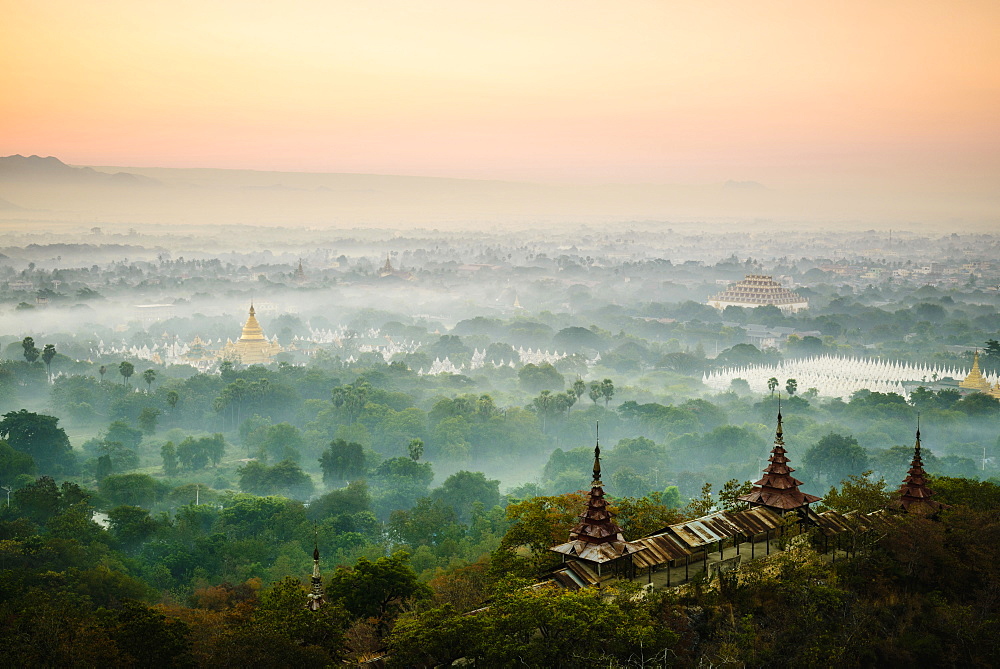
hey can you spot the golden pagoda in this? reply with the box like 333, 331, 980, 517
960, 351, 992, 392
220, 304, 282, 365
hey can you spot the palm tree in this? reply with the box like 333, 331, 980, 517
767, 377, 779, 396
98, 365, 107, 382
41, 344, 56, 380
119, 361, 135, 388
142, 368, 157, 393
785, 378, 798, 396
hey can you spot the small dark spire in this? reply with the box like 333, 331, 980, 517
776, 394, 783, 438
592, 422, 601, 482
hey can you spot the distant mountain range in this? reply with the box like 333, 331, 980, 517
0, 154, 160, 185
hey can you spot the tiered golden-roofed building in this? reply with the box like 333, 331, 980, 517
959, 350, 1000, 398
707, 274, 808, 313
219, 304, 282, 365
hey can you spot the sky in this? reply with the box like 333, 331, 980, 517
3, 0, 1000, 189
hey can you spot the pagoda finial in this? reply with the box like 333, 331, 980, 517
916, 412, 921, 453
593, 422, 601, 482
776, 394, 783, 440
307, 527, 325, 610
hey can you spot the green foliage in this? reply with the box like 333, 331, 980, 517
318, 438, 365, 485
388, 580, 679, 666
237, 460, 315, 500
0, 438, 35, 485
430, 470, 501, 523
0, 409, 75, 473
21, 337, 39, 363
100, 473, 161, 508
819, 470, 892, 514
106, 420, 143, 450
518, 362, 565, 393
175, 434, 226, 471
803, 432, 870, 486
327, 551, 431, 624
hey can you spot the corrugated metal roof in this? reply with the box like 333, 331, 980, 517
630, 533, 691, 568
663, 507, 786, 550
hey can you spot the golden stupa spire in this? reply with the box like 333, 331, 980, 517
240, 303, 266, 342
960, 350, 991, 391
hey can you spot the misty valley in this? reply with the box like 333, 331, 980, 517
0, 219, 998, 665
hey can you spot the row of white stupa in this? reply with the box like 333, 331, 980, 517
702, 354, 988, 400
418, 347, 578, 375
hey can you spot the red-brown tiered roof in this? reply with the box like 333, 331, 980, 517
550, 440, 646, 565
738, 410, 821, 512
890, 427, 946, 514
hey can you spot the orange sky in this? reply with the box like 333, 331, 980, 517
3, 0, 1000, 187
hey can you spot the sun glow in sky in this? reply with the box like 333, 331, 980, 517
3, 0, 1000, 186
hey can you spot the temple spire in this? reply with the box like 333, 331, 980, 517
891, 418, 946, 514
306, 531, 325, 611
737, 405, 821, 513
592, 422, 601, 483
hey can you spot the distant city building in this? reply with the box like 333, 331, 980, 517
219, 304, 282, 365
132, 303, 175, 327
707, 274, 808, 313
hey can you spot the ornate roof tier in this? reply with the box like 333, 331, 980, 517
738, 409, 821, 512
890, 425, 947, 514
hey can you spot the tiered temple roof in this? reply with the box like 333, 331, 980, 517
738, 409, 821, 512
707, 274, 808, 312
890, 425, 946, 514
550, 439, 646, 565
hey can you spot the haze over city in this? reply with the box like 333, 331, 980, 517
3, 1, 1000, 227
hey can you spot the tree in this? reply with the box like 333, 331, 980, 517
588, 382, 602, 405
430, 470, 501, 523
142, 369, 157, 392
161, 442, 178, 476
0, 409, 74, 473
407, 437, 424, 462
100, 473, 159, 508
600, 378, 615, 407
0, 439, 35, 485
785, 378, 798, 396
21, 337, 39, 363
137, 407, 161, 436
41, 344, 56, 379
803, 433, 870, 486
768, 377, 779, 396
119, 361, 135, 388
106, 420, 143, 451
107, 505, 158, 549
98, 365, 107, 382
176, 435, 226, 471
572, 378, 586, 406
327, 551, 431, 625
517, 363, 565, 393
97, 600, 193, 667
819, 471, 891, 515
166, 390, 179, 411
238, 459, 315, 500
319, 439, 366, 485
718, 478, 753, 511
